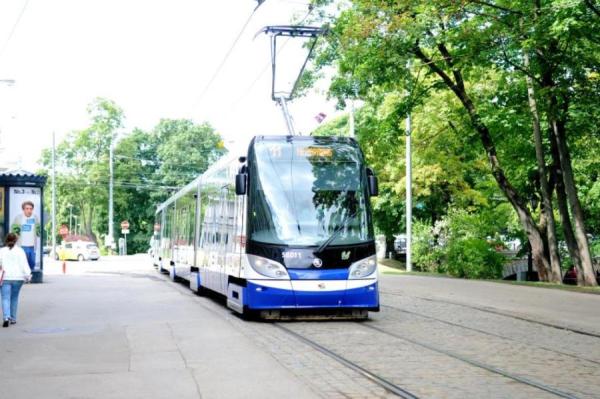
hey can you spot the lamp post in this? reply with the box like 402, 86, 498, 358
67, 203, 73, 233
73, 215, 79, 236
405, 113, 412, 272
108, 138, 114, 253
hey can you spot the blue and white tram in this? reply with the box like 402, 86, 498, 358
155, 135, 380, 318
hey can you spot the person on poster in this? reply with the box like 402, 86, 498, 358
11, 201, 40, 272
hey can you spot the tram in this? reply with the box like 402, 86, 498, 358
153, 135, 380, 318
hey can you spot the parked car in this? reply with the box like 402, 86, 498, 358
563, 265, 600, 285
394, 234, 407, 255
55, 241, 100, 261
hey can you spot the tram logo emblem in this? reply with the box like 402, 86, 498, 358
312, 258, 323, 268
340, 251, 351, 260
318, 283, 326, 289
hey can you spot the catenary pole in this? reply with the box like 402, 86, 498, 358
405, 113, 412, 272
108, 139, 114, 252
51, 131, 56, 255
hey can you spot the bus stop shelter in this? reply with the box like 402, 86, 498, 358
0, 169, 47, 283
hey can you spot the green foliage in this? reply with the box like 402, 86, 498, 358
41, 100, 226, 254
412, 220, 443, 273
410, 207, 510, 279
445, 237, 505, 280
306, 0, 600, 283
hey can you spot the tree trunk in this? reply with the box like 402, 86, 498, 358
550, 117, 597, 286
413, 45, 551, 281
523, 50, 562, 283
549, 135, 582, 281
533, 1, 596, 286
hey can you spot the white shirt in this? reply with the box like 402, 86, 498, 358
12, 213, 39, 247
0, 246, 31, 281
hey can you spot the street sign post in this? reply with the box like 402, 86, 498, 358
120, 221, 130, 255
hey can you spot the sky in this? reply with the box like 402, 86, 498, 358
0, 0, 342, 171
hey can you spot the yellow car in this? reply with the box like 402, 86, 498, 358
56, 241, 101, 261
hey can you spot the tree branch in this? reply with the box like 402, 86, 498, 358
436, 41, 466, 92
500, 46, 543, 85
412, 45, 458, 94
469, 0, 523, 15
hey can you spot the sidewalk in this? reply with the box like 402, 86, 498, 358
0, 255, 317, 399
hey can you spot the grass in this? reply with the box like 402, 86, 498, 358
378, 258, 454, 278
492, 280, 600, 295
378, 258, 600, 294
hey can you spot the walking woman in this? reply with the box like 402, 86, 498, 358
0, 233, 31, 327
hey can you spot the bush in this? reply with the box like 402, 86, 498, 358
411, 208, 508, 279
412, 220, 443, 272
445, 237, 505, 279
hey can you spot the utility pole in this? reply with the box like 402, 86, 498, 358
108, 139, 114, 253
67, 204, 73, 233
405, 113, 412, 272
51, 132, 56, 256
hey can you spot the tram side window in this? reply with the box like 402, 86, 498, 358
166, 204, 176, 255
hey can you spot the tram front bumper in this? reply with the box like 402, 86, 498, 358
245, 279, 379, 310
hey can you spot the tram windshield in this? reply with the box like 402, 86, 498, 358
248, 138, 374, 247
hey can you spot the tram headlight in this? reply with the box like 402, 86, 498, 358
247, 254, 290, 279
348, 256, 377, 279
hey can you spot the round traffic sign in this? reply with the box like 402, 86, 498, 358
121, 220, 130, 229
59, 224, 69, 236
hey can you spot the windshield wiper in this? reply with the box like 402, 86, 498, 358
315, 211, 357, 254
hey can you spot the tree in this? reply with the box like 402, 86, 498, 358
42, 102, 227, 254
310, 0, 599, 285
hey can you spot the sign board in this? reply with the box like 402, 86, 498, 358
121, 229, 129, 235
153, 223, 161, 231
120, 220, 130, 229
9, 187, 42, 270
59, 224, 69, 238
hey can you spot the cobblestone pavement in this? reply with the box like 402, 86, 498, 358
173, 276, 600, 399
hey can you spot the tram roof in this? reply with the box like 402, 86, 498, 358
155, 153, 239, 213
252, 135, 358, 144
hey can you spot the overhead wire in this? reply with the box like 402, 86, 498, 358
228, 6, 314, 110
0, 0, 30, 60
190, 0, 267, 113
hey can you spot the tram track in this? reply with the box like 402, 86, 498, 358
380, 290, 600, 339
159, 273, 592, 398
274, 323, 420, 399
379, 303, 600, 366
358, 323, 582, 399
157, 273, 420, 398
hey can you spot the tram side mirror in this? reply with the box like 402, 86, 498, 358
368, 176, 379, 196
236, 173, 247, 195
366, 168, 379, 197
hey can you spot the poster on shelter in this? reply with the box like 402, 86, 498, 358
9, 187, 42, 271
